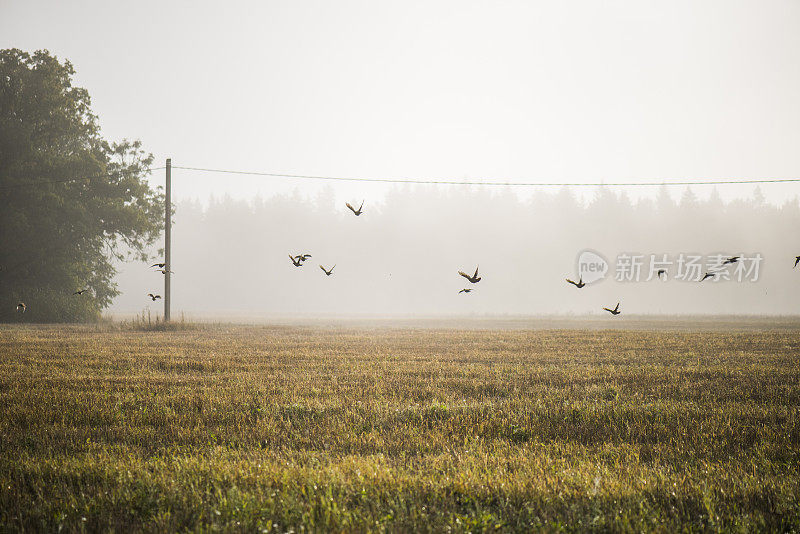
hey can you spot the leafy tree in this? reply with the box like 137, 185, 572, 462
0, 49, 164, 322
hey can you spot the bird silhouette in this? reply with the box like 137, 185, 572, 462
147, 293, 161, 301
458, 266, 481, 283
16, 302, 26, 313
319, 264, 335, 276
602, 302, 620, 315
721, 256, 739, 265
151, 262, 166, 268
699, 272, 716, 282
794, 256, 800, 268
289, 254, 303, 267
346, 200, 364, 216
657, 269, 667, 279
73, 289, 88, 295
458, 288, 473, 294
156, 269, 174, 274
566, 277, 585, 288
294, 254, 312, 263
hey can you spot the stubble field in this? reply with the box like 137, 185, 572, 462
0, 320, 799, 532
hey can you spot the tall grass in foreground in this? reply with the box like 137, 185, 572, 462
118, 309, 196, 332
0, 325, 798, 532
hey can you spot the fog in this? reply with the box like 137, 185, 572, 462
4, 1, 800, 320
3, 1, 800, 206
110, 185, 800, 317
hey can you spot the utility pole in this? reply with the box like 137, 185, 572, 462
164, 158, 171, 322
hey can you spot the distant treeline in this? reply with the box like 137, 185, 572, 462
114, 186, 800, 316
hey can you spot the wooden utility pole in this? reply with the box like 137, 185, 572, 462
165, 158, 171, 321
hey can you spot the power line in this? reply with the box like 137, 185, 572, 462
172, 165, 800, 187
0, 166, 166, 192
5, 163, 799, 190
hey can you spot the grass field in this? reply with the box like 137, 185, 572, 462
1, 321, 799, 532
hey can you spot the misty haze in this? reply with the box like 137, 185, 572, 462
112, 185, 799, 317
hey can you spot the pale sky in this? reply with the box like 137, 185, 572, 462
2, 0, 800, 204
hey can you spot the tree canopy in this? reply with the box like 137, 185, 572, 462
0, 49, 164, 322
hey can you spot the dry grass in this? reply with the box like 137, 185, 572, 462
117, 310, 197, 332
0, 322, 798, 532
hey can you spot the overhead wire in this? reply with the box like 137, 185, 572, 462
171, 165, 800, 187
5, 163, 800, 189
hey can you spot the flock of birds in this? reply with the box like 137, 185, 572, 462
288, 252, 336, 276
564, 255, 765, 315
143, 263, 173, 301
277, 203, 800, 317
11, 200, 800, 317
13, 261, 172, 314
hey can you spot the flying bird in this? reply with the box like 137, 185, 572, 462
602, 302, 620, 315
721, 256, 740, 265
151, 263, 166, 268
699, 272, 716, 282
156, 269, 173, 274
294, 254, 312, 263
72, 289, 88, 295
147, 293, 161, 301
794, 256, 800, 268
346, 200, 364, 216
458, 288, 473, 294
458, 266, 481, 284
319, 264, 335, 276
566, 277, 585, 288
16, 302, 26, 313
289, 254, 303, 267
